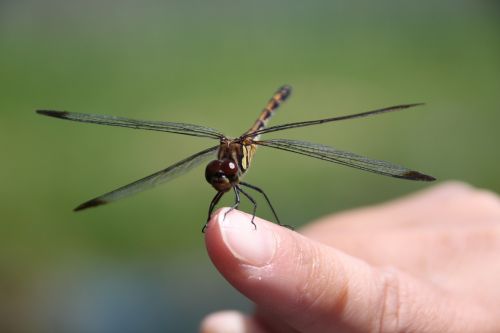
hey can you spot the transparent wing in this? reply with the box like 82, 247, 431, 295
256, 139, 435, 181
36, 110, 224, 139
243, 103, 423, 138
74, 145, 219, 211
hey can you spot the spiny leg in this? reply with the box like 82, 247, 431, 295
240, 181, 294, 230
236, 185, 257, 230
203, 191, 224, 233
223, 186, 241, 220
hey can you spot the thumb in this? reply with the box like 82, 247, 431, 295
204, 208, 490, 333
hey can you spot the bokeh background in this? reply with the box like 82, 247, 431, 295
1, 0, 499, 332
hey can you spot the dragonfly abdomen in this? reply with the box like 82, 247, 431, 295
245, 85, 292, 139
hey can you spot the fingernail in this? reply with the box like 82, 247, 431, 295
219, 209, 277, 267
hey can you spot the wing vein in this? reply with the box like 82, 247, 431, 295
74, 145, 219, 211
243, 103, 423, 138
36, 110, 224, 139
256, 139, 435, 181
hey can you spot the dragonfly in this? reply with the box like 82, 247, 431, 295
36, 85, 435, 231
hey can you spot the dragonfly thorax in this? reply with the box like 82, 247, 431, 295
205, 159, 239, 192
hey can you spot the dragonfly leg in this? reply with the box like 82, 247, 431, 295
240, 181, 294, 230
236, 185, 257, 230
223, 186, 241, 220
203, 191, 224, 233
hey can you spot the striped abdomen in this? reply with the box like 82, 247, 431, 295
244, 85, 292, 140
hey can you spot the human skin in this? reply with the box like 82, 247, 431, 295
200, 182, 500, 333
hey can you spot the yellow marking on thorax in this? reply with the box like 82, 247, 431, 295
241, 144, 257, 171
216, 139, 257, 175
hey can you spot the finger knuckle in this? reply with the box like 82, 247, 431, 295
472, 189, 500, 212
292, 242, 349, 324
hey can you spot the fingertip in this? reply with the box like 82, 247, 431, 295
204, 208, 256, 239
200, 311, 264, 333
203, 207, 225, 238
203, 208, 231, 271
204, 208, 283, 276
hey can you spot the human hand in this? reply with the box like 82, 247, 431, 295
200, 182, 500, 333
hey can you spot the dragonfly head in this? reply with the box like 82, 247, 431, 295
205, 159, 239, 192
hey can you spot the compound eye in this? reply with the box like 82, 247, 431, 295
205, 160, 223, 182
221, 160, 238, 176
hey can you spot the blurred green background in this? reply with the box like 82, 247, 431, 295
1, 0, 499, 332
